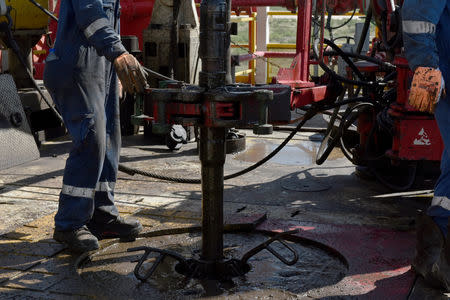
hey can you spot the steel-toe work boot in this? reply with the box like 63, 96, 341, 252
432, 219, 450, 291
87, 216, 143, 241
412, 214, 444, 283
53, 225, 99, 253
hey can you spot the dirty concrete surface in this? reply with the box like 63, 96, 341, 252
79, 232, 346, 299
0, 115, 448, 299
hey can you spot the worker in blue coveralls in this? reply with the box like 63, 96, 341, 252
43, 0, 147, 252
402, 0, 450, 291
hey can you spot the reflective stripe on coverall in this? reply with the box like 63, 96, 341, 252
403, 0, 450, 235
43, 0, 126, 231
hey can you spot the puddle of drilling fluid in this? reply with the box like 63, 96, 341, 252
78, 232, 347, 299
233, 139, 344, 166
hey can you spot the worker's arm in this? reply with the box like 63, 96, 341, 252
71, 0, 148, 93
402, 0, 446, 113
71, 0, 126, 61
402, 0, 446, 71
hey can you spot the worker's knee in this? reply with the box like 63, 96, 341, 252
71, 113, 107, 157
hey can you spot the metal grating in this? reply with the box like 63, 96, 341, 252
0, 74, 39, 170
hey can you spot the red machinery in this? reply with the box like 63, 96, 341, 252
141, 0, 443, 190
30, 0, 443, 190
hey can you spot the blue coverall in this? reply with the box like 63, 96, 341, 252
403, 0, 450, 235
43, 0, 127, 231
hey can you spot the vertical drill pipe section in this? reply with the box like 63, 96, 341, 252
198, 0, 230, 266
199, 127, 226, 262
199, 0, 230, 89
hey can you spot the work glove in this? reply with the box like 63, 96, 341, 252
113, 52, 148, 94
408, 67, 445, 113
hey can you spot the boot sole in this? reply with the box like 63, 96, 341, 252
53, 232, 100, 253
94, 223, 143, 241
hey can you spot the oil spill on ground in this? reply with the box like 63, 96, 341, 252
78, 232, 346, 299
233, 139, 344, 166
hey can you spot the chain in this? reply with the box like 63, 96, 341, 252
230, 40, 286, 70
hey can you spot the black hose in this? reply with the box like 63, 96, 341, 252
330, 4, 357, 30
28, 0, 58, 21
118, 96, 372, 183
119, 108, 319, 183
313, 38, 397, 87
338, 103, 375, 163
322, 50, 395, 70
323, 38, 366, 81
372, 161, 417, 191
316, 102, 374, 165
315, 90, 345, 164
313, 39, 374, 87
6, 26, 63, 122
356, 6, 372, 55
332, 36, 355, 43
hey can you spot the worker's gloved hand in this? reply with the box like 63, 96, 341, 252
408, 67, 445, 113
113, 52, 148, 94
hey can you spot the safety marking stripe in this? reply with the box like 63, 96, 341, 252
96, 181, 115, 192
402, 20, 436, 34
61, 184, 95, 198
84, 18, 110, 39
431, 196, 450, 210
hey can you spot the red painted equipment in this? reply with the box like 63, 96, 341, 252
27, 0, 443, 190
120, 0, 154, 50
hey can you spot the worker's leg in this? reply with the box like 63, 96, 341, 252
413, 93, 450, 289
427, 94, 450, 291
90, 65, 120, 224
429, 94, 450, 235
44, 47, 109, 251
87, 65, 142, 240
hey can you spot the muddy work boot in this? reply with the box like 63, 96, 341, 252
53, 225, 99, 253
431, 220, 450, 291
412, 214, 444, 283
87, 216, 142, 241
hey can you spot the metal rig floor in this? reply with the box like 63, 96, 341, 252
0, 120, 447, 299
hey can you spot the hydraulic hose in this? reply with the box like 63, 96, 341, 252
322, 50, 395, 70
2, 21, 64, 122
316, 101, 374, 164
313, 38, 375, 87
356, 6, 372, 55
27, 0, 58, 21
119, 108, 319, 184
313, 36, 397, 88
118, 97, 371, 183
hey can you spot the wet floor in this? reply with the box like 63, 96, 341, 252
234, 139, 344, 166
78, 232, 347, 299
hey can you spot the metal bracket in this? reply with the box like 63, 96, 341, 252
127, 246, 190, 282
241, 229, 299, 266
128, 229, 300, 282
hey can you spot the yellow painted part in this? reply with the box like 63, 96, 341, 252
267, 11, 296, 16
33, 49, 47, 55
235, 75, 250, 83
375, 26, 381, 39
231, 44, 249, 48
248, 12, 256, 84
231, 17, 255, 22
235, 69, 253, 76
2, 0, 49, 30
268, 11, 366, 16
267, 43, 296, 49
